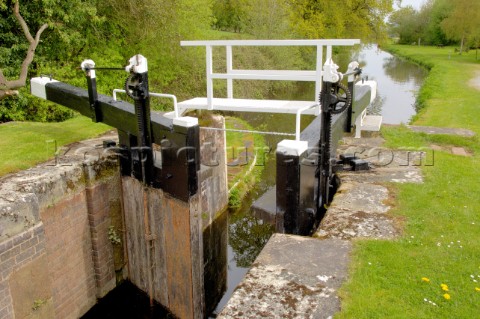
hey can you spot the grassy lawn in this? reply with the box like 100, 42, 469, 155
0, 116, 111, 176
385, 45, 480, 134
337, 45, 480, 318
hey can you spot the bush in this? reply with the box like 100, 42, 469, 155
0, 88, 75, 123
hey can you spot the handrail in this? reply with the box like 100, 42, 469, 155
180, 39, 360, 115
180, 39, 360, 46
210, 72, 316, 81
296, 104, 317, 141
113, 89, 179, 118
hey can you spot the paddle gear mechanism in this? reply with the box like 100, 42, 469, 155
317, 58, 352, 209
124, 55, 149, 102
320, 82, 352, 114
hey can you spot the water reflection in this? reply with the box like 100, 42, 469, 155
211, 141, 278, 315
229, 209, 273, 268
382, 55, 426, 86
352, 45, 427, 124
203, 210, 228, 315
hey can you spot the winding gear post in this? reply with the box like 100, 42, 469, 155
124, 54, 154, 185
318, 58, 351, 209
81, 54, 155, 186
81, 60, 102, 123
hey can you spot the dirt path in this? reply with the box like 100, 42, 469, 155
468, 69, 480, 90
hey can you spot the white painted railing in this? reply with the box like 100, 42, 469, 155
180, 39, 360, 115
113, 89, 180, 118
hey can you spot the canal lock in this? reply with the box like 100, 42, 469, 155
79, 45, 426, 318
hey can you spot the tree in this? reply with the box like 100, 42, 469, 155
0, 1, 47, 100
424, 0, 450, 45
388, 6, 422, 44
243, 0, 290, 39
289, 0, 394, 42
212, 0, 247, 32
0, 0, 105, 121
441, 0, 480, 54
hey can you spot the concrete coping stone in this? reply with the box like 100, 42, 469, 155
0, 131, 119, 241
218, 234, 351, 319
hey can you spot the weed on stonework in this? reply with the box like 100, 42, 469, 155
224, 116, 268, 209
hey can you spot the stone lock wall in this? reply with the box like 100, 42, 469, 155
0, 133, 125, 319
0, 116, 229, 319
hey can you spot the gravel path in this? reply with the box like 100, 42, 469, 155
468, 69, 480, 90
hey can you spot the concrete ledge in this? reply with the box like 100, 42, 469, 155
218, 234, 351, 319
314, 179, 399, 240
316, 136, 427, 241
0, 131, 119, 241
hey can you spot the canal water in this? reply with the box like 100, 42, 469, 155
82, 46, 426, 318
352, 45, 427, 124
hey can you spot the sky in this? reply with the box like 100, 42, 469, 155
396, 0, 425, 10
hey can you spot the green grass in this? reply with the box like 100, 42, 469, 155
336, 46, 480, 318
224, 116, 268, 208
385, 45, 480, 134
0, 116, 111, 176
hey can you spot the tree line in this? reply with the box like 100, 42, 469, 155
389, 0, 480, 53
1, 0, 397, 122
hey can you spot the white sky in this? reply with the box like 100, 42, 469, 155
396, 0, 425, 10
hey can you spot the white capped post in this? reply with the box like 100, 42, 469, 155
277, 139, 309, 157
125, 54, 148, 74
31, 77, 59, 100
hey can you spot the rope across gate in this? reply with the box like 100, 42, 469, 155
199, 126, 296, 137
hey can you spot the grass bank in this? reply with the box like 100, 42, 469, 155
385, 45, 480, 134
337, 45, 480, 318
0, 116, 111, 176
224, 116, 268, 208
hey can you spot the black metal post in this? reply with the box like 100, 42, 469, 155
318, 81, 333, 210
127, 71, 154, 186
276, 148, 301, 233
81, 60, 102, 123
275, 139, 316, 235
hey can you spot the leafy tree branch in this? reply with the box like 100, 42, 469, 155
0, 1, 47, 100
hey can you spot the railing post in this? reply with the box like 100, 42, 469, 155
206, 45, 214, 109
226, 45, 233, 99
326, 45, 332, 61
